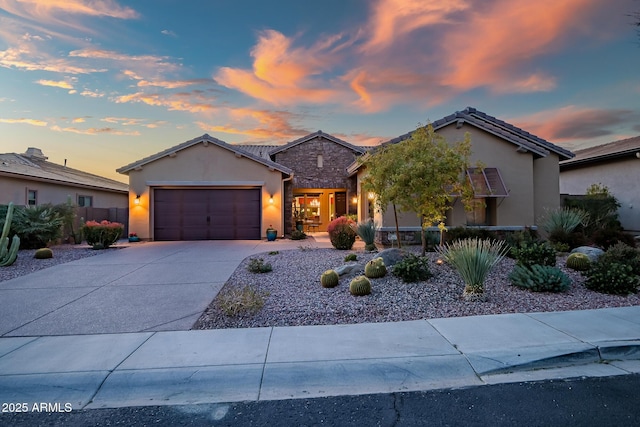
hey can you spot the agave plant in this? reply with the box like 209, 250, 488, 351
436, 238, 509, 300
539, 207, 589, 235
355, 220, 377, 251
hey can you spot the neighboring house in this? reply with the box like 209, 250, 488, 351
0, 147, 128, 209
560, 136, 640, 234
348, 107, 575, 243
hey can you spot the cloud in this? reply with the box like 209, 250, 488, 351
122, 70, 211, 89
72, 117, 85, 123
80, 89, 104, 98
0, 117, 47, 126
35, 79, 74, 89
513, 106, 640, 142
0, 46, 107, 74
161, 29, 177, 37
50, 125, 140, 136
113, 91, 215, 113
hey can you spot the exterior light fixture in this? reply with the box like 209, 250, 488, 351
134, 195, 141, 205
368, 192, 375, 200
352, 196, 358, 204
269, 195, 274, 204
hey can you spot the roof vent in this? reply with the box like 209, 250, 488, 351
24, 147, 48, 160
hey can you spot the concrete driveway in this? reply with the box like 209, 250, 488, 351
0, 239, 330, 337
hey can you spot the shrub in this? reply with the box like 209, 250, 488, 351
599, 243, 640, 275
290, 229, 307, 240
320, 270, 340, 288
547, 229, 587, 250
217, 285, 269, 316
344, 253, 357, 262
355, 220, 377, 251
34, 248, 53, 259
445, 226, 496, 243
585, 261, 638, 295
591, 228, 636, 250
436, 238, 509, 297
12, 205, 63, 249
364, 257, 386, 278
82, 220, 123, 249
509, 264, 571, 293
540, 207, 589, 236
349, 276, 371, 296
392, 253, 432, 283
327, 216, 356, 250
565, 253, 591, 271
510, 241, 556, 269
247, 257, 272, 273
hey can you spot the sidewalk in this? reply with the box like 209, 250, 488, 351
1, 307, 639, 410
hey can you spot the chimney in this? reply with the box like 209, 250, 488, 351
24, 147, 48, 160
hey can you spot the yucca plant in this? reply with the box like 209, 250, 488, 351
436, 238, 509, 300
355, 220, 377, 251
540, 207, 589, 236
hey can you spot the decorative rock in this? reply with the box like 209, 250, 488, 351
570, 246, 604, 262
376, 248, 408, 267
334, 263, 364, 276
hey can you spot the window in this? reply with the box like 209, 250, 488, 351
27, 189, 37, 206
78, 195, 93, 207
466, 168, 508, 197
317, 154, 323, 168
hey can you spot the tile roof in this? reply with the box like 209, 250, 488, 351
116, 134, 292, 175
385, 107, 575, 161
560, 135, 640, 168
0, 151, 128, 192
268, 130, 367, 156
232, 144, 280, 160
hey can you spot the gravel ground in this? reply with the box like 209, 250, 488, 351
0, 244, 112, 282
193, 246, 640, 329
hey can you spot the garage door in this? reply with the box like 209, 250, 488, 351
154, 188, 261, 240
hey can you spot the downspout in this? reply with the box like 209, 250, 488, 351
282, 172, 294, 237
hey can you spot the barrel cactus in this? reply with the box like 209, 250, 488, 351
34, 248, 53, 259
320, 269, 340, 288
566, 252, 591, 271
364, 257, 386, 279
0, 202, 20, 267
349, 275, 371, 296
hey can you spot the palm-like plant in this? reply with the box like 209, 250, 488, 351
436, 238, 509, 300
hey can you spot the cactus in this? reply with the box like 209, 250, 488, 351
364, 257, 386, 278
1, 202, 20, 267
320, 270, 340, 288
566, 252, 591, 271
349, 275, 371, 296
34, 248, 53, 259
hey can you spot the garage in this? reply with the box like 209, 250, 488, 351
153, 188, 261, 240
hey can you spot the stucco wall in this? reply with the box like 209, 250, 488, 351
123, 142, 285, 240
533, 153, 561, 224
0, 175, 127, 208
560, 157, 640, 232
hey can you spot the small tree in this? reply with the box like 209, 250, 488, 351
362, 124, 476, 255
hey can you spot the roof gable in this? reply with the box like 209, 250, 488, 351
560, 135, 640, 168
268, 131, 367, 156
117, 134, 292, 175
385, 107, 574, 161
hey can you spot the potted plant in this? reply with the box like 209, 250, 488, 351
128, 232, 140, 242
266, 225, 277, 241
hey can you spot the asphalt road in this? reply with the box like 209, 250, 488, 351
3, 374, 639, 426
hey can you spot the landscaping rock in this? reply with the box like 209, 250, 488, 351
335, 262, 364, 276
570, 246, 604, 262
376, 248, 408, 267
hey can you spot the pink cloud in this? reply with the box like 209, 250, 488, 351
113, 91, 215, 113
50, 125, 140, 136
0, 117, 47, 126
35, 79, 74, 89
196, 108, 308, 141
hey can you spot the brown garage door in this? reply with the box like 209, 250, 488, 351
154, 188, 261, 240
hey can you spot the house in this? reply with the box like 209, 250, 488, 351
348, 107, 575, 243
560, 136, 640, 234
0, 147, 128, 210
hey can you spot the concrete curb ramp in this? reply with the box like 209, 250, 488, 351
1, 307, 640, 409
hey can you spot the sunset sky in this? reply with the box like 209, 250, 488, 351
1, 0, 639, 182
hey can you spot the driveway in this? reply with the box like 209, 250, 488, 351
0, 238, 331, 337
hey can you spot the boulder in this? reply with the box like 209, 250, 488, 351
570, 246, 604, 262
376, 248, 409, 267
335, 262, 364, 276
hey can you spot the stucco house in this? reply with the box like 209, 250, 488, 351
560, 136, 640, 234
348, 107, 575, 243
0, 147, 128, 210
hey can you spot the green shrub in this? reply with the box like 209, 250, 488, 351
436, 238, 509, 296
591, 228, 636, 250
217, 285, 269, 316
355, 220, 376, 249
247, 257, 273, 273
599, 243, 640, 275
565, 253, 591, 271
34, 248, 53, 259
510, 241, 556, 269
585, 261, 638, 295
540, 207, 589, 236
344, 253, 357, 262
509, 264, 571, 293
445, 226, 496, 243
392, 253, 432, 283
547, 229, 587, 250
364, 257, 386, 278
82, 220, 123, 249
327, 216, 356, 250
11, 205, 63, 249
290, 229, 307, 240
349, 276, 371, 296
320, 270, 340, 288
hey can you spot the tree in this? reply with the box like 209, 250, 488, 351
361, 124, 477, 255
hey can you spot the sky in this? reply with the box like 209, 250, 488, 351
1, 0, 639, 183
